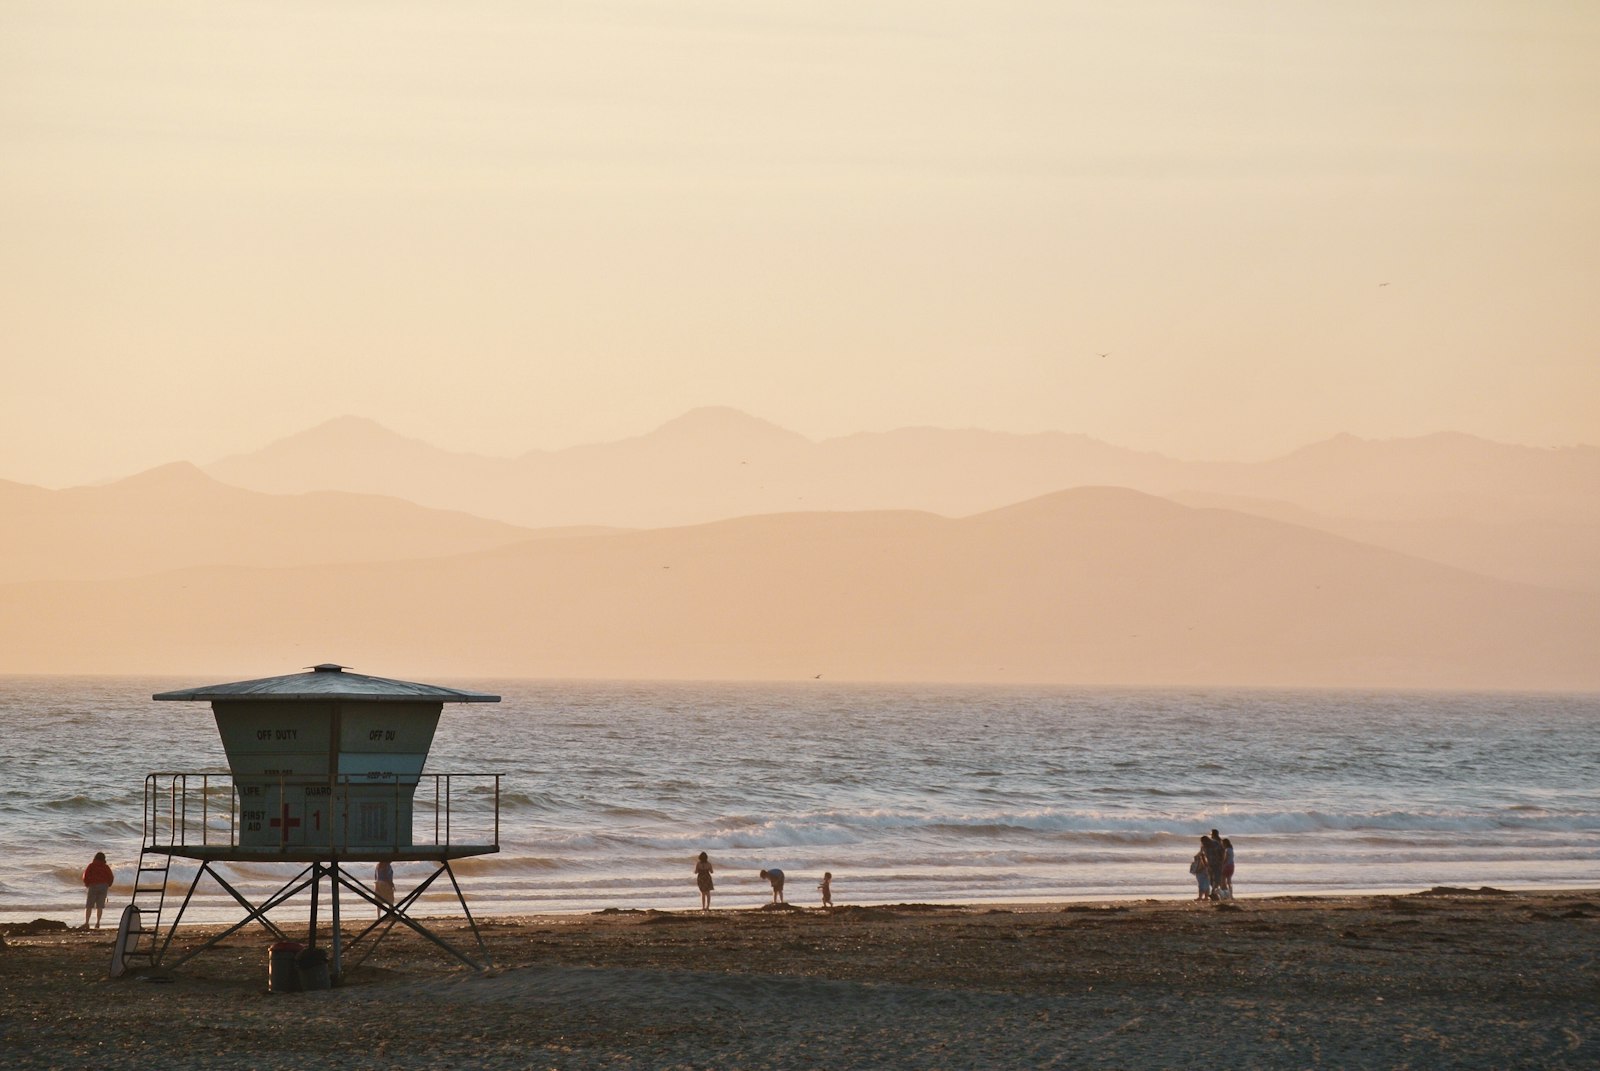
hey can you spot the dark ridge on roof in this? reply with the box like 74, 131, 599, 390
153, 664, 501, 703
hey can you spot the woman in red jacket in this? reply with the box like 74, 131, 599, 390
81, 851, 114, 929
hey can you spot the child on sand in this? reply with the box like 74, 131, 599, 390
818, 872, 832, 907
374, 859, 395, 916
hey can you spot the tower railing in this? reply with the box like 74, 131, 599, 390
140, 772, 502, 855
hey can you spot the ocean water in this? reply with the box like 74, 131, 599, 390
1, 677, 1596, 925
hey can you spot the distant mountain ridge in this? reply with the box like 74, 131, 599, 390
3, 486, 1595, 689
0, 462, 576, 584
198, 409, 1600, 592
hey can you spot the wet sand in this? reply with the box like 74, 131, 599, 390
3, 889, 1597, 1069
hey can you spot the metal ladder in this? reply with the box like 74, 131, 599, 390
117, 848, 171, 968
117, 773, 185, 969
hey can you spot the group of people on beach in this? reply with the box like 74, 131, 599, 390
1189, 829, 1235, 900
694, 851, 832, 911
78, 839, 1229, 922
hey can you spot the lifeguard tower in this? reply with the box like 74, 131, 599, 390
116, 663, 502, 980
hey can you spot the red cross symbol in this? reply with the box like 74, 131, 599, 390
269, 804, 301, 843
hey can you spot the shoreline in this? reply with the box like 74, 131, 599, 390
5, 887, 1597, 1069
8, 879, 1600, 930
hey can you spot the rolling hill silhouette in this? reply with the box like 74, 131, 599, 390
199, 409, 1600, 591
0, 462, 575, 584
3, 487, 1594, 688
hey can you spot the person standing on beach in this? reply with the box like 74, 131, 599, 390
818, 871, 833, 907
759, 868, 785, 904
695, 852, 715, 911
1203, 829, 1226, 900
1221, 838, 1235, 897
1190, 842, 1211, 901
374, 859, 395, 915
81, 852, 113, 929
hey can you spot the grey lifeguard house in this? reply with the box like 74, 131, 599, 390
118, 663, 501, 979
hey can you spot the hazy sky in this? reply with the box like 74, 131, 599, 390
3, 1, 1597, 487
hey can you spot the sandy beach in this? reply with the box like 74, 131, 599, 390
3, 888, 1596, 1069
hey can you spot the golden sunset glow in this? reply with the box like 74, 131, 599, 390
3, 2, 1597, 486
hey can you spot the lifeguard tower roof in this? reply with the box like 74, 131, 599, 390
153, 663, 501, 704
